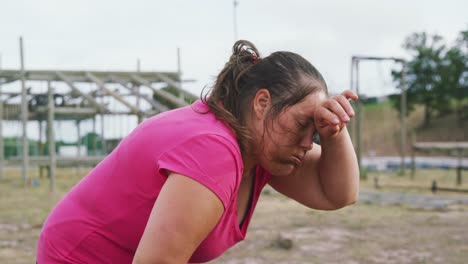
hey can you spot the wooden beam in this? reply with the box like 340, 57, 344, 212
109, 75, 169, 113
5, 156, 105, 167
155, 72, 197, 99
56, 71, 108, 113
0, 77, 20, 85
0, 69, 180, 83
38, 120, 43, 178
131, 74, 187, 108
20, 37, 29, 186
86, 72, 141, 114
76, 120, 82, 176
31, 106, 139, 116
100, 114, 106, 155
47, 82, 56, 193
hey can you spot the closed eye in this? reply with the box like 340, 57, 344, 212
296, 120, 309, 130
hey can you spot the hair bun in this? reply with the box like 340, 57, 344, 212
232, 40, 261, 64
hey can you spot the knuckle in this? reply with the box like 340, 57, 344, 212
337, 95, 347, 102
329, 98, 341, 107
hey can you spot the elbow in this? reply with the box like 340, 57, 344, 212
132, 257, 152, 264
133, 255, 175, 264
327, 192, 359, 211
343, 194, 358, 208
331, 200, 356, 211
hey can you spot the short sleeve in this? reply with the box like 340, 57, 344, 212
157, 134, 242, 208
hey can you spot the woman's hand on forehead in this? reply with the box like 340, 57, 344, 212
313, 90, 358, 138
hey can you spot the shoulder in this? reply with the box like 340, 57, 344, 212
143, 101, 237, 143
157, 133, 243, 208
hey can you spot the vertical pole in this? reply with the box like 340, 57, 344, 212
0, 53, 4, 181
20, 36, 29, 186
92, 116, 97, 155
76, 120, 81, 175
233, 0, 239, 41
456, 148, 462, 186
38, 120, 44, 178
136, 59, 142, 124
410, 130, 416, 179
38, 120, 43, 155
47, 82, 56, 193
355, 60, 364, 180
101, 114, 106, 155
177, 47, 184, 102
400, 62, 407, 175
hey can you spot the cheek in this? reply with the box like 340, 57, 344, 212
268, 124, 300, 146
261, 140, 291, 163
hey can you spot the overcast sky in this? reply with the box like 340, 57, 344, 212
1, 0, 467, 97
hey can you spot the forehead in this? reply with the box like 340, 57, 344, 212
286, 91, 326, 117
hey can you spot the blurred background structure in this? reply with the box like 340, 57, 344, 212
347, 28, 468, 189
0, 39, 196, 190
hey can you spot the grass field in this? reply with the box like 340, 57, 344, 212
1, 167, 468, 263
357, 102, 468, 156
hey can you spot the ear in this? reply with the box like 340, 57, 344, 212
252, 88, 271, 119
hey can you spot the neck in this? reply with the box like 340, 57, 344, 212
241, 113, 260, 178
242, 151, 257, 179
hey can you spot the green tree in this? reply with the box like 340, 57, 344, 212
440, 46, 465, 117
453, 27, 468, 120
392, 32, 447, 127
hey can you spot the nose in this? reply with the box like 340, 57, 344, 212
299, 132, 313, 151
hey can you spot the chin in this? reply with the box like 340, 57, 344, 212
265, 163, 297, 177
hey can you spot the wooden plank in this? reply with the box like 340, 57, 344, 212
47, 83, 56, 193
5, 156, 105, 167
109, 75, 169, 113
154, 72, 197, 99
56, 71, 108, 113
0, 77, 20, 85
131, 74, 187, 108
86, 72, 141, 114
20, 37, 29, 186
0, 69, 180, 83
412, 140, 467, 186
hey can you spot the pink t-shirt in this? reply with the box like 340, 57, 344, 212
37, 100, 271, 263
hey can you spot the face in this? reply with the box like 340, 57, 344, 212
251, 90, 327, 176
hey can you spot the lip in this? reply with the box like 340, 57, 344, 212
291, 155, 303, 165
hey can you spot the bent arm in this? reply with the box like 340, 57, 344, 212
269, 127, 359, 210
317, 127, 359, 206
133, 173, 224, 264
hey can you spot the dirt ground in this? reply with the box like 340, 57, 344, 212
1, 167, 468, 264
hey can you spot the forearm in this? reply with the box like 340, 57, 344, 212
318, 127, 360, 207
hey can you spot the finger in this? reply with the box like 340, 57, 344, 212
334, 95, 355, 117
341, 90, 359, 101
315, 107, 341, 126
324, 99, 350, 123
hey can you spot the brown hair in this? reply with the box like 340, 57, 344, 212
202, 40, 328, 156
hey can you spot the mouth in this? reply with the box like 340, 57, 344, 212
291, 155, 303, 165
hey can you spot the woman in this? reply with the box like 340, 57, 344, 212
37, 40, 359, 263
